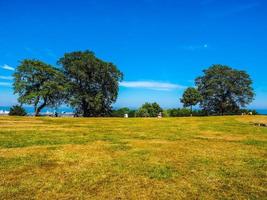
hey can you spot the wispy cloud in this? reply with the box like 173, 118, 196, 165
120, 81, 186, 91
0, 76, 13, 80
0, 64, 14, 71
0, 82, 12, 87
183, 44, 208, 51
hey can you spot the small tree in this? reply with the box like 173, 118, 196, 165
9, 105, 27, 116
13, 59, 67, 116
180, 87, 202, 115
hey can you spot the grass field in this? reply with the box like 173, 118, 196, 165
0, 116, 266, 199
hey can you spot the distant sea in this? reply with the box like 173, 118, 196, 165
0, 106, 74, 115
1, 106, 267, 115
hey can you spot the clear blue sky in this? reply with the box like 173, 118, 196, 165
0, 0, 266, 109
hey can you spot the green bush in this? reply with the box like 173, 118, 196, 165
136, 108, 150, 117
227, 109, 258, 115
136, 102, 163, 117
111, 108, 136, 117
167, 108, 206, 117
9, 105, 27, 116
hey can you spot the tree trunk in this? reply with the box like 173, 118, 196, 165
34, 101, 47, 117
81, 99, 90, 117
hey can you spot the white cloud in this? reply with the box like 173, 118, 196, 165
0, 76, 13, 80
0, 82, 12, 86
120, 81, 186, 91
1, 64, 14, 71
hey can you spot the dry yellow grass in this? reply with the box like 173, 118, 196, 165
0, 116, 266, 199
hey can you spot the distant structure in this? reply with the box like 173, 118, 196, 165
158, 112, 162, 118
124, 113, 128, 118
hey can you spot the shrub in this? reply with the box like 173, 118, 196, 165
136, 108, 150, 117
136, 102, 163, 117
232, 109, 258, 115
9, 105, 27, 116
167, 108, 206, 117
111, 107, 130, 117
111, 108, 136, 117
128, 110, 137, 117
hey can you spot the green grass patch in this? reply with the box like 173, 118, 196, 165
0, 116, 266, 199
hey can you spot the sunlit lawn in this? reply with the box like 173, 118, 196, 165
0, 116, 266, 199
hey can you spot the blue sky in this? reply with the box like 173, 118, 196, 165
0, 0, 267, 109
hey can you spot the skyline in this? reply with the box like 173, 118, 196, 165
0, 0, 267, 109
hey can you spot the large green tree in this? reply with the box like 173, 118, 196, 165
180, 87, 202, 114
13, 59, 67, 116
58, 50, 123, 117
195, 65, 254, 115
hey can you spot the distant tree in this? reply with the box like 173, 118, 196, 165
128, 109, 137, 117
195, 65, 254, 115
58, 50, 123, 117
136, 102, 163, 117
167, 108, 206, 117
136, 108, 150, 117
13, 59, 67, 116
112, 107, 130, 117
180, 87, 202, 114
9, 105, 27, 116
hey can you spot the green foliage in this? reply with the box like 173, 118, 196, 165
128, 109, 137, 117
180, 87, 202, 113
136, 102, 163, 117
238, 109, 258, 115
136, 108, 150, 117
195, 65, 254, 115
111, 107, 136, 117
58, 50, 123, 117
167, 108, 206, 117
13, 59, 67, 116
8, 105, 27, 116
111, 107, 130, 117
162, 110, 169, 117
180, 87, 201, 107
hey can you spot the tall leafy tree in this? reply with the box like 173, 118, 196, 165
180, 87, 202, 114
195, 64, 254, 115
13, 59, 67, 116
58, 50, 123, 117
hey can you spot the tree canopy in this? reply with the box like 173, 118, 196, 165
136, 102, 163, 117
180, 87, 202, 113
58, 50, 123, 117
195, 64, 254, 115
13, 59, 67, 116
